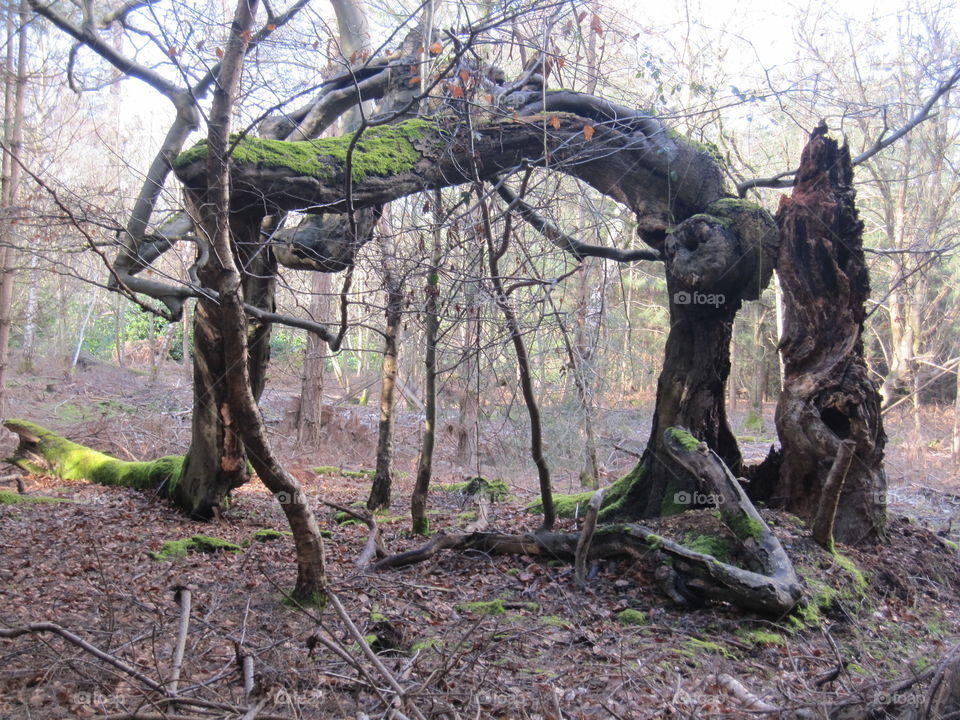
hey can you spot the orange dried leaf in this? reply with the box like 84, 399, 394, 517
549, 115, 561, 129
429, 41, 443, 55
557, 56, 566, 69
583, 124, 595, 140
408, 76, 421, 86
266, 23, 276, 31
591, 13, 603, 36
214, 47, 223, 59
167, 46, 177, 57
240, 29, 252, 42
449, 84, 464, 98
459, 69, 470, 84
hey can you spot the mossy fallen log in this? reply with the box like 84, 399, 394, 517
3, 419, 182, 497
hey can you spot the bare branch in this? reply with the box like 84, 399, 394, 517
736, 66, 960, 196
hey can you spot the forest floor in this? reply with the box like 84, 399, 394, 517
1, 359, 959, 719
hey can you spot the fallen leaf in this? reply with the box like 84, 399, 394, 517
583, 124, 595, 140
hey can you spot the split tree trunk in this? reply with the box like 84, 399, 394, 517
772, 124, 887, 545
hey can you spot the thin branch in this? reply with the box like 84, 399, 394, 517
736, 66, 960, 196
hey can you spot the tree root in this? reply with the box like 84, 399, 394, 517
376, 428, 803, 616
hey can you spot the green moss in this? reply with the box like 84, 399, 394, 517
667, 427, 701, 451
0, 489, 70, 505
683, 534, 733, 561
541, 615, 571, 628
708, 197, 764, 214
333, 512, 365, 526
684, 638, 734, 658
411, 637, 441, 651
174, 119, 435, 184
5, 420, 182, 496
457, 511, 477, 521
505, 568, 520, 576
312, 465, 341, 475
616, 609, 647, 626
738, 629, 785, 646
149, 534, 243, 560
729, 514, 764, 542
282, 588, 327, 610
458, 599, 506, 616
437, 477, 511, 501
831, 552, 867, 595
412, 516, 429, 535
248, 529, 292, 543
342, 469, 374, 479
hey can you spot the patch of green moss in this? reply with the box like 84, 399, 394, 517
729, 514, 764, 542
5, 420, 182, 496
667, 427, 701, 451
149, 534, 243, 560
174, 119, 434, 184
281, 588, 327, 610
333, 511, 365, 526
247, 529, 292, 544
411, 513, 430, 535
683, 534, 733, 561
411, 637, 442, 651
708, 197, 764, 214
684, 638, 734, 658
831, 552, 867, 595
616, 609, 647, 626
438, 477, 511, 501
0, 489, 70, 505
342, 469, 374, 479
541, 615, 571, 628
738, 629, 785, 646
531, 463, 645, 521
505, 567, 520, 576
312, 465, 341, 475
458, 599, 506, 616
457, 511, 477, 521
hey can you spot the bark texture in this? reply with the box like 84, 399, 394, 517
772, 124, 887, 545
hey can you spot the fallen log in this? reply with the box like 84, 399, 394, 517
3, 419, 182, 497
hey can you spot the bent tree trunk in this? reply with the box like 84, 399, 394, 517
603, 201, 779, 520
772, 125, 887, 545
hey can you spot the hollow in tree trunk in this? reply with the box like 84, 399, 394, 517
771, 124, 887, 545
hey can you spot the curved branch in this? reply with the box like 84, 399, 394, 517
495, 183, 661, 262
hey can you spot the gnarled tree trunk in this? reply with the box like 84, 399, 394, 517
771, 124, 887, 545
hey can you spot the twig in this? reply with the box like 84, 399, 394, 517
574, 488, 605, 587
169, 587, 192, 696
812, 440, 856, 550
326, 592, 427, 720
0, 622, 166, 693
710, 673, 780, 713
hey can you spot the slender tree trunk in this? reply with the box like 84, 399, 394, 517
0, 0, 27, 414
195, 0, 326, 602
367, 234, 402, 510
19, 251, 38, 372
411, 191, 443, 534
772, 125, 887, 545
480, 194, 555, 530
296, 272, 330, 446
